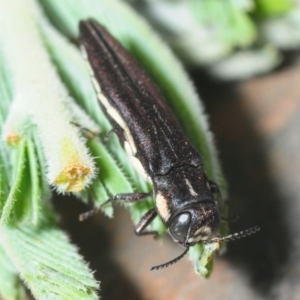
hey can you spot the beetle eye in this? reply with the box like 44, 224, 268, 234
169, 213, 191, 243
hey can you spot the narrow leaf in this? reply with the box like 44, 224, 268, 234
1, 139, 27, 225
0, 245, 25, 300
0, 216, 99, 300
27, 137, 42, 224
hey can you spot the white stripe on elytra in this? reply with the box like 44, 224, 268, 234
124, 142, 152, 183
91, 77, 101, 93
185, 178, 198, 196
97, 93, 137, 155
81, 46, 95, 77
82, 45, 150, 181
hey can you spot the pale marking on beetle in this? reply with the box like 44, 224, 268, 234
82, 46, 138, 155
206, 181, 211, 190
91, 77, 101, 93
87, 52, 148, 181
80, 45, 88, 59
97, 92, 110, 110
129, 153, 151, 183
81, 47, 98, 86
122, 128, 137, 155
81, 47, 95, 77
185, 178, 198, 197
155, 192, 171, 221
81, 44, 124, 128
187, 226, 212, 243
123, 127, 136, 156
96, 91, 137, 155
124, 140, 134, 156
188, 226, 211, 243
188, 236, 200, 243
124, 141, 151, 182
97, 93, 125, 128
195, 226, 212, 237
124, 136, 137, 160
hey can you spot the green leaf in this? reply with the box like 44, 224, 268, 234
88, 139, 133, 195
0, 1, 100, 298
255, 0, 294, 16
27, 137, 42, 225
0, 214, 99, 300
189, 0, 256, 47
0, 139, 27, 225
0, 48, 12, 211
0, 142, 10, 212
0, 47, 13, 121
0, 136, 40, 226
190, 243, 218, 278
31, 132, 51, 201
88, 178, 111, 217
0, 245, 25, 300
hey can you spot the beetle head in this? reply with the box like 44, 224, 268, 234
168, 201, 220, 246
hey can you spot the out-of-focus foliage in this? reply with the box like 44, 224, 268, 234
127, 0, 300, 79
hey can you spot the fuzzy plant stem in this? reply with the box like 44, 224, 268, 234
0, 0, 97, 193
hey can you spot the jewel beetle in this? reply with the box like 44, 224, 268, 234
79, 19, 260, 270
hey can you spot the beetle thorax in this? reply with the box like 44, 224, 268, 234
152, 165, 220, 245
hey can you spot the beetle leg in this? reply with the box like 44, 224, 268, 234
70, 121, 98, 140
107, 192, 152, 204
79, 192, 152, 221
103, 127, 123, 143
135, 208, 158, 237
208, 180, 223, 211
221, 214, 239, 223
208, 181, 238, 222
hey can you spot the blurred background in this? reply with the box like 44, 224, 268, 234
52, 1, 300, 299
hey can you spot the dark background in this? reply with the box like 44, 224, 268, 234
54, 53, 300, 300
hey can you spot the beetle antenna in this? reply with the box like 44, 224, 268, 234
79, 209, 97, 221
203, 226, 260, 244
70, 121, 97, 140
150, 246, 190, 271
79, 199, 111, 221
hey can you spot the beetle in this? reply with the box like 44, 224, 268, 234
79, 19, 260, 270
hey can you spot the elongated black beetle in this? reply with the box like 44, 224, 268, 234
79, 19, 260, 270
